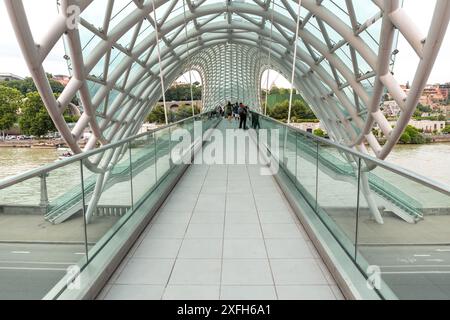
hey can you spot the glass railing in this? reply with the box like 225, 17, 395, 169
253, 112, 450, 300
0, 112, 220, 300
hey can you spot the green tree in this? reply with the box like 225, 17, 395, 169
147, 105, 173, 124
400, 125, 426, 144
0, 86, 22, 139
19, 92, 57, 137
399, 132, 411, 144
175, 104, 201, 121
268, 99, 317, 122
163, 83, 202, 101
313, 128, 326, 138
442, 125, 450, 134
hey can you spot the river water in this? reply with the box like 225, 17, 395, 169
0, 142, 449, 198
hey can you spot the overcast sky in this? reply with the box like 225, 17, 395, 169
0, 0, 449, 88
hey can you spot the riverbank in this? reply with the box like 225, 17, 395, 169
0, 139, 67, 149
377, 134, 450, 145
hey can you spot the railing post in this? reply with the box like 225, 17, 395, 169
129, 142, 134, 211
355, 157, 362, 261
39, 173, 49, 210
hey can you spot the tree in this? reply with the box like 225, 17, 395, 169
399, 132, 411, 144
443, 126, 450, 134
175, 104, 201, 121
268, 99, 317, 122
314, 128, 326, 138
147, 105, 173, 124
0, 86, 22, 139
162, 83, 202, 101
19, 92, 57, 137
399, 125, 426, 144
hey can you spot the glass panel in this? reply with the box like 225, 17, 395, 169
316, 143, 359, 258
0, 164, 86, 299
130, 133, 157, 207
82, 145, 133, 260
296, 133, 318, 209
356, 161, 450, 300
155, 127, 172, 182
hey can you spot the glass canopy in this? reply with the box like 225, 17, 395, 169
6, 0, 450, 161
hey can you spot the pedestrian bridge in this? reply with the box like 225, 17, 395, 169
2, 0, 450, 300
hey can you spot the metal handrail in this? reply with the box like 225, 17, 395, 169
1, 111, 449, 197
255, 112, 450, 196
0, 113, 206, 190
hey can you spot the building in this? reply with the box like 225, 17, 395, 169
0, 72, 24, 82
52, 74, 70, 86
383, 120, 446, 133
290, 122, 323, 133
382, 100, 401, 117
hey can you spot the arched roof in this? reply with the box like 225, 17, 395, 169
5, 0, 450, 160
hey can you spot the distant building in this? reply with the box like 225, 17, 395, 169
0, 72, 24, 82
382, 120, 446, 133
290, 122, 323, 133
382, 100, 401, 117
52, 74, 70, 86
154, 100, 202, 110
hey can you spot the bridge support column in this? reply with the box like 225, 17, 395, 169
360, 171, 384, 225
39, 173, 49, 210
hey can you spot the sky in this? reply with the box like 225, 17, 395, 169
0, 0, 449, 88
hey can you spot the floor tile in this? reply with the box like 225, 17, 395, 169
220, 286, 277, 300
178, 239, 223, 259
259, 211, 295, 224
223, 239, 267, 259
154, 211, 192, 224
133, 239, 182, 259
163, 285, 220, 300
265, 239, 313, 259
169, 259, 222, 285
276, 285, 336, 300
261, 224, 303, 239
224, 224, 262, 239
190, 212, 225, 224
222, 260, 273, 285
271, 259, 328, 285
115, 258, 174, 285
146, 223, 188, 239
185, 223, 224, 239
225, 212, 260, 224
105, 285, 165, 300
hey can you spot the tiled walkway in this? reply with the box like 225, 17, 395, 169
98, 121, 344, 300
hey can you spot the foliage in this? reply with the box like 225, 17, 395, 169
147, 105, 172, 124
268, 99, 317, 122
399, 125, 426, 144
162, 84, 202, 101
147, 104, 201, 124
0, 86, 22, 136
173, 104, 201, 121
3, 74, 64, 96
443, 126, 450, 134
417, 104, 432, 113
19, 92, 57, 137
2, 74, 81, 107
313, 128, 326, 138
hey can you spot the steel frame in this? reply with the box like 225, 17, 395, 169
5, 0, 450, 163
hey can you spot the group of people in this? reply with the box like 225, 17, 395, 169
216, 101, 260, 130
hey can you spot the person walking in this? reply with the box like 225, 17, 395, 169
251, 111, 260, 129
238, 103, 248, 130
225, 101, 233, 122
233, 102, 239, 121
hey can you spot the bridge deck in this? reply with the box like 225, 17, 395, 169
98, 121, 343, 300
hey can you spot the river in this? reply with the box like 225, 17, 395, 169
0, 142, 449, 198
